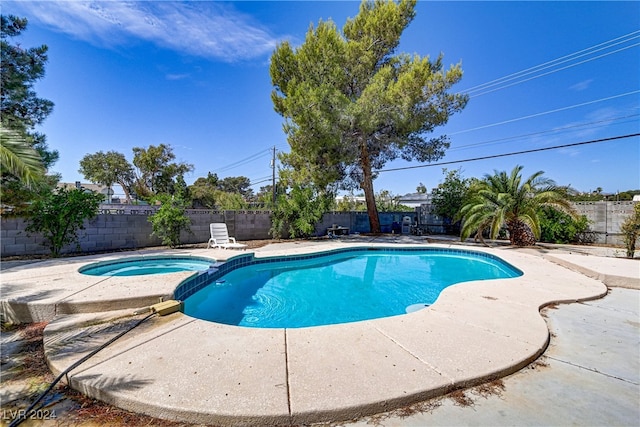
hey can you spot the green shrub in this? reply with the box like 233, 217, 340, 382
25, 187, 103, 256
539, 207, 593, 244
620, 203, 640, 258
271, 183, 332, 239
148, 195, 191, 248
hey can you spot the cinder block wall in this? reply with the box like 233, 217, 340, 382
1, 202, 636, 257
1, 217, 46, 256
315, 211, 419, 235
0, 210, 272, 257
573, 201, 636, 246
315, 212, 357, 234
223, 210, 273, 240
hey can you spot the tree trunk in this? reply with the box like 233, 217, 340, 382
360, 143, 381, 233
508, 220, 537, 246
117, 180, 133, 203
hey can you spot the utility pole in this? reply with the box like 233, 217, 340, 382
271, 146, 276, 205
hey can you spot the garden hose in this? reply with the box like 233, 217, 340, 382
8, 311, 157, 427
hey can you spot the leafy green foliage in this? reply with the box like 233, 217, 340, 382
0, 125, 44, 186
132, 144, 193, 198
255, 184, 278, 209
269, 0, 467, 232
25, 187, 103, 256
1, 14, 58, 209
147, 194, 191, 248
620, 203, 640, 258
1, 173, 60, 216
570, 190, 639, 202
334, 189, 411, 212
173, 174, 189, 201
79, 145, 193, 203
375, 190, 412, 212
79, 151, 135, 202
459, 165, 577, 246
616, 190, 640, 201
335, 193, 367, 212
218, 176, 253, 199
188, 172, 252, 210
189, 172, 258, 210
188, 173, 219, 208
1, 15, 54, 134
431, 168, 471, 222
271, 181, 333, 239
539, 207, 593, 244
214, 191, 248, 211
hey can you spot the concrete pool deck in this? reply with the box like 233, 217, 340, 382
1, 236, 638, 425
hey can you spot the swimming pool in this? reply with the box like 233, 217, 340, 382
79, 256, 216, 276
182, 248, 522, 328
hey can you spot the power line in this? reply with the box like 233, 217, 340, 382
377, 133, 639, 173
448, 112, 640, 152
249, 174, 272, 182
217, 34, 638, 173
465, 30, 639, 93
464, 30, 640, 97
248, 175, 272, 185
449, 90, 640, 136
250, 177, 275, 186
212, 149, 271, 174
208, 33, 639, 180
469, 43, 639, 98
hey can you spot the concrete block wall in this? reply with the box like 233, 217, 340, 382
181, 210, 225, 245
315, 211, 418, 235
0, 210, 272, 257
315, 212, 358, 235
2, 201, 636, 257
83, 215, 153, 252
573, 201, 637, 246
225, 210, 273, 240
1, 217, 46, 256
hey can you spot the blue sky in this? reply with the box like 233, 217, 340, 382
4, 1, 639, 197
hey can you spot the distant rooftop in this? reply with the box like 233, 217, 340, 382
399, 192, 432, 208
58, 181, 111, 194
57, 182, 122, 203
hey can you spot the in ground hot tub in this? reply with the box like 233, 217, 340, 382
79, 256, 216, 277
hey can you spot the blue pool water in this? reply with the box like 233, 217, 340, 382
183, 249, 521, 328
80, 256, 215, 276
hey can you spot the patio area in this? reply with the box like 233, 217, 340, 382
1, 235, 638, 426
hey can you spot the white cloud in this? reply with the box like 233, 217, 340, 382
165, 73, 190, 81
9, 1, 279, 62
585, 106, 620, 123
549, 106, 632, 142
558, 147, 581, 157
569, 79, 594, 91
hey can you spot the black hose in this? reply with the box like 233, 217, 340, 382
9, 311, 157, 427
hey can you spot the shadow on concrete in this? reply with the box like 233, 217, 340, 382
45, 316, 152, 360
71, 372, 154, 395
1, 283, 64, 301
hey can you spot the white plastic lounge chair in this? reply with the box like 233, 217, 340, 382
208, 223, 247, 250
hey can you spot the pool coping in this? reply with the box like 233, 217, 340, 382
2, 240, 633, 425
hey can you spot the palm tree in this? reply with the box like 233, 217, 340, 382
0, 126, 45, 186
458, 165, 577, 247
